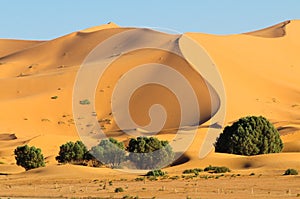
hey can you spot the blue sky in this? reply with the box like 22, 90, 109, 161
1, 0, 300, 40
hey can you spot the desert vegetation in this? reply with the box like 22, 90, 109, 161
284, 168, 298, 175
14, 145, 45, 171
56, 141, 89, 164
54, 136, 174, 170
215, 116, 283, 155
90, 137, 126, 168
128, 137, 174, 169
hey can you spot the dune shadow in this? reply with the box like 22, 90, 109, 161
171, 153, 190, 166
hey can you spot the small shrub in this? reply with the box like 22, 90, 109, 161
146, 169, 166, 177
51, 96, 58, 99
79, 99, 90, 105
115, 187, 124, 193
204, 165, 230, 173
135, 177, 144, 181
14, 145, 45, 171
183, 168, 203, 175
250, 172, 255, 176
148, 176, 158, 181
284, 168, 298, 175
169, 175, 180, 180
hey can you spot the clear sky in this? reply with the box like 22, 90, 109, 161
1, 0, 300, 40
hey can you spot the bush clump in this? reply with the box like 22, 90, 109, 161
14, 145, 45, 171
204, 165, 231, 173
183, 168, 203, 175
215, 116, 283, 156
115, 187, 124, 193
146, 169, 166, 177
56, 141, 89, 164
90, 138, 126, 168
284, 168, 298, 175
127, 137, 174, 169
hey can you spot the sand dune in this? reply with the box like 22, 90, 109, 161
0, 39, 44, 57
244, 20, 290, 38
0, 20, 300, 198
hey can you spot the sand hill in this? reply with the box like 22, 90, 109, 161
0, 21, 299, 198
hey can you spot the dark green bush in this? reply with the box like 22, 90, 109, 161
14, 145, 45, 171
90, 138, 126, 168
128, 137, 174, 169
204, 165, 230, 173
56, 141, 89, 164
284, 168, 298, 175
146, 169, 166, 177
215, 116, 283, 156
115, 187, 124, 193
183, 168, 203, 175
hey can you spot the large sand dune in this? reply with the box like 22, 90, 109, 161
0, 21, 300, 198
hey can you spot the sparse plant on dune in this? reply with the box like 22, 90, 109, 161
183, 168, 203, 175
204, 165, 231, 173
284, 168, 298, 175
215, 116, 283, 156
115, 187, 124, 193
14, 145, 45, 171
146, 169, 167, 177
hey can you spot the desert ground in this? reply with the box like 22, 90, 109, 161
0, 21, 300, 198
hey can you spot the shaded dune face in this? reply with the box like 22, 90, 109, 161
94, 29, 220, 133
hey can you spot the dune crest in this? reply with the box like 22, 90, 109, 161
79, 22, 119, 33
244, 20, 291, 38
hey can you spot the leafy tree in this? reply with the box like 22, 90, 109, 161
89, 138, 126, 168
14, 145, 45, 171
127, 137, 174, 169
215, 116, 283, 156
56, 141, 88, 164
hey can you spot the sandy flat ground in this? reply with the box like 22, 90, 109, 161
0, 21, 300, 198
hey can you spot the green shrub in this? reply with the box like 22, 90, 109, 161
169, 175, 180, 180
284, 168, 298, 175
79, 99, 90, 105
146, 169, 166, 177
215, 116, 283, 156
115, 187, 124, 193
56, 141, 89, 164
14, 145, 45, 171
128, 137, 174, 169
204, 165, 230, 173
90, 138, 126, 168
135, 177, 145, 181
183, 168, 203, 175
